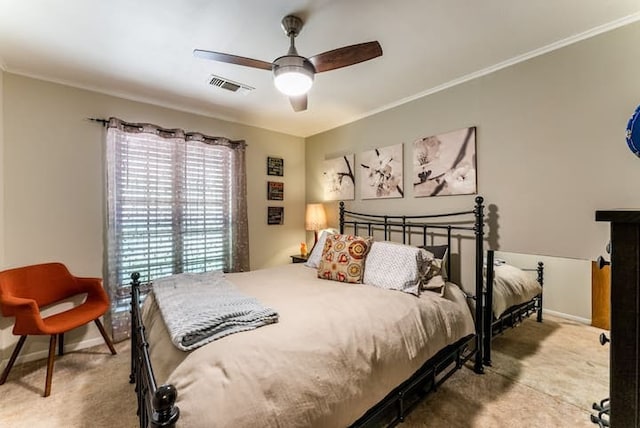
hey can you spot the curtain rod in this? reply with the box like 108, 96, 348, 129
87, 117, 109, 126
85, 117, 247, 147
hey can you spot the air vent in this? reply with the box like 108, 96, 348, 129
208, 75, 254, 94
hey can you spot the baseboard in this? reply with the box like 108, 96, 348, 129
543, 308, 591, 325
1, 336, 108, 367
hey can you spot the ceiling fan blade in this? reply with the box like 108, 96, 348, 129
193, 49, 273, 71
289, 95, 307, 112
308, 41, 382, 73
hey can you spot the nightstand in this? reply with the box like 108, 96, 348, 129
290, 255, 308, 264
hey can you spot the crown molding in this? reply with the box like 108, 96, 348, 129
344, 12, 640, 133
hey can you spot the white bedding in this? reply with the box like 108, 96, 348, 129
491, 263, 542, 318
142, 263, 475, 427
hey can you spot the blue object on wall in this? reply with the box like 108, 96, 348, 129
626, 104, 640, 157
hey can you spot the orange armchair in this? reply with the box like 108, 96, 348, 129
0, 262, 116, 396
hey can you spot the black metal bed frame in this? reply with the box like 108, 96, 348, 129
130, 272, 179, 428
349, 334, 475, 427
482, 249, 544, 366
129, 196, 488, 428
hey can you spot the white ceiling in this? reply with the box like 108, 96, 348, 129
1, 1, 639, 137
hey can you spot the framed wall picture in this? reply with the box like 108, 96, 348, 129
267, 156, 284, 176
267, 206, 284, 225
413, 126, 477, 197
359, 143, 404, 199
322, 154, 355, 201
267, 181, 284, 200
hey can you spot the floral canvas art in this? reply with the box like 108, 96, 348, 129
359, 144, 404, 199
322, 154, 355, 201
413, 127, 477, 197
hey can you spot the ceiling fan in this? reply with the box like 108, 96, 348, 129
194, 15, 383, 112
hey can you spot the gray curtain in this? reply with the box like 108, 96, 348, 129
104, 117, 249, 341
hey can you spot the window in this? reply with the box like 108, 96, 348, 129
105, 118, 249, 340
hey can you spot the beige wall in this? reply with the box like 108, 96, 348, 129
0, 71, 4, 361
0, 69, 4, 266
306, 22, 640, 320
0, 73, 305, 360
0, 70, 4, 355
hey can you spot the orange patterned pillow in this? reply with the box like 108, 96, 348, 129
317, 234, 372, 283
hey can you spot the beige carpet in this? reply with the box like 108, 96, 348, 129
0, 315, 608, 427
405, 315, 608, 427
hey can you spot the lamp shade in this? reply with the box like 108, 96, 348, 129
305, 203, 327, 231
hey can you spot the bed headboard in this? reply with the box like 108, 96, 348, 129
338, 196, 485, 281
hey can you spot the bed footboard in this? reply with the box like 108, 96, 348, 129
130, 272, 180, 428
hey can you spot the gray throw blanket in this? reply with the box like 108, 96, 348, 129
152, 271, 279, 351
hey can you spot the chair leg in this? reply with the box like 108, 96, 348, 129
44, 335, 57, 397
94, 319, 117, 355
58, 333, 64, 356
0, 335, 27, 385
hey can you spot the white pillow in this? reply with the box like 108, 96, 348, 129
362, 241, 433, 296
304, 229, 338, 268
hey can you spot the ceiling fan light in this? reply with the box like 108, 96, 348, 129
273, 56, 315, 96
274, 69, 313, 96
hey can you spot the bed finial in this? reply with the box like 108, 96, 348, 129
152, 384, 179, 427
131, 272, 140, 286
537, 261, 544, 281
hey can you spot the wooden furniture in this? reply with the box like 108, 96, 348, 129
591, 260, 611, 330
290, 254, 308, 263
595, 210, 640, 428
0, 263, 116, 397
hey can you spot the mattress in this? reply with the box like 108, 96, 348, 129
142, 263, 475, 427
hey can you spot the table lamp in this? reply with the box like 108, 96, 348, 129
305, 203, 327, 245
